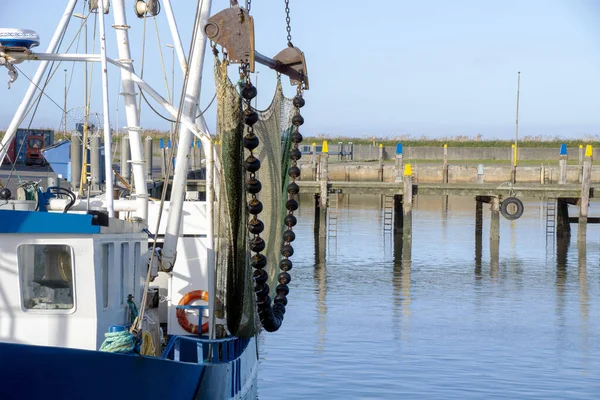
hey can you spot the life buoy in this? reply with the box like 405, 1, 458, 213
500, 197, 524, 220
176, 290, 209, 334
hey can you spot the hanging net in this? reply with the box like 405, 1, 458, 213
213, 58, 294, 338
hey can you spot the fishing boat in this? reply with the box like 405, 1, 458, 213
0, 1, 308, 399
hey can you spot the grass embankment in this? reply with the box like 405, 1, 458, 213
303, 135, 600, 148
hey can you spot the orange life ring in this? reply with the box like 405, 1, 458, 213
176, 290, 209, 334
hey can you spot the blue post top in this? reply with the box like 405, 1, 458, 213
560, 143, 567, 156
396, 143, 403, 155
196, 140, 201, 148
167, 139, 172, 149
159, 138, 164, 149
109, 325, 126, 333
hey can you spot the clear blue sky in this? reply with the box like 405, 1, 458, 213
0, 0, 599, 140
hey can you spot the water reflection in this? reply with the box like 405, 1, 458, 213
314, 204, 327, 354
392, 231, 412, 342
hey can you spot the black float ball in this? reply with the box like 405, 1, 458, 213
241, 84, 257, 100
244, 109, 259, 126
281, 244, 294, 257
282, 229, 296, 243
250, 236, 266, 253
243, 133, 259, 150
289, 148, 302, 161
0, 188, 11, 200
251, 253, 267, 269
255, 283, 270, 298
288, 166, 301, 179
284, 214, 297, 227
285, 199, 298, 212
247, 177, 262, 194
244, 155, 261, 173
276, 283, 290, 296
278, 271, 291, 285
248, 198, 263, 215
253, 268, 268, 284
287, 182, 299, 195
274, 294, 288, 306
292, 114, 304, 126
280, 258, 293, 271
293, 95, 305, 108
291, 132, 303, 143
248, 218, 265, 234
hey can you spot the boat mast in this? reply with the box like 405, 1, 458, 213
97, 1, 115, 217
0, 0, 79, 165
161, 0, 212, 270
162, 0, 188, 75
111, 0, 149, 221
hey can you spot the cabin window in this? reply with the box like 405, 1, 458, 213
18, 244, 74, 310
120, 243, 129, 305
101, 243, 114, 309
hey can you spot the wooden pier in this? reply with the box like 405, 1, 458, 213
300, 147, 596, 257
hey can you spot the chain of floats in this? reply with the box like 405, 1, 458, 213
240, 63, 305, 332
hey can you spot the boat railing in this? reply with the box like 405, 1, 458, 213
162, 333, 249, 365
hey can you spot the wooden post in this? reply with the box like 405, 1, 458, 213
490, 196, 500, 248
578, 144, 583, 183
378, 143, 384, 182
511, 144, 516, 183
558, 143, 567, 185
311, 142, 317, 180
395, 143, 403, 182
403, 164, 413, 239
314, 194, 326, 261
442, 144, 448, 183
556, 198, 571, 238
579, 145, 592, 242
475, 197, 483, 237
540, 164, 544, 184
319, 141, 329, 238
394, 194, 403, 235
475, 197, 483, 276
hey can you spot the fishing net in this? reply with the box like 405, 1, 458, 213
213, 58, 294, 338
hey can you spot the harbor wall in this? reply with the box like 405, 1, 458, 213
299, 163, 598, 184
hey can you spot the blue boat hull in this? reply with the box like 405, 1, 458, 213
0, 342, 207, 400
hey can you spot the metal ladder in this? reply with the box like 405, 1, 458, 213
327, 191, 339, 237
383, 195, 394, 232
543, 164, 552, 184
546, 198, 556, 236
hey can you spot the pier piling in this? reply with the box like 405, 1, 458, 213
578, 145, 592, 241
558, 144, 567, 185
490, 196, 500, 249
403, 165, 413, 238
395, 143, 403, 182
378, 143, 384, 182
556, 198, 571, 238
394, 194, 403, 235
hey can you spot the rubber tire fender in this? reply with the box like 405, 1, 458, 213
500, 197, 524, 220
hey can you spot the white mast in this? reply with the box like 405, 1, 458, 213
161, 0, 212, 270
0, 0, 79, 165
111, 0, 149, 221
97, 0, 114, 217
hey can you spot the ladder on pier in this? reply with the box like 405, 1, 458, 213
327, 191, 339, 237
546, 198, 556, 236
543, 164, 552, 184
383, 195, 394, 232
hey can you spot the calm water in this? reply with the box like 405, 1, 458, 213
258, 195, 600, 399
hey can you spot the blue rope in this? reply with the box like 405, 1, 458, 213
99, 330, 136, 353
